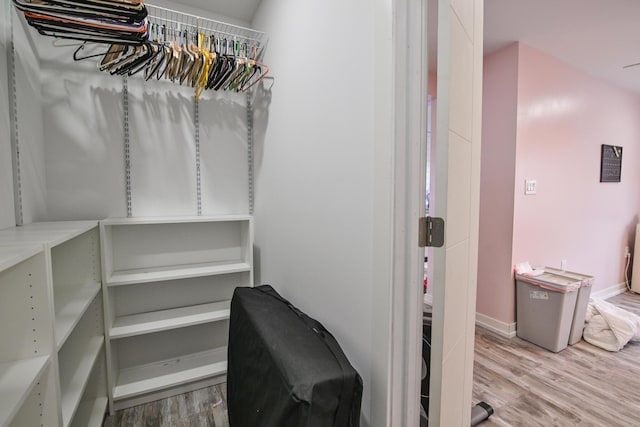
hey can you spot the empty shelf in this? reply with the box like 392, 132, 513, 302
16, 221, 98, 232
106, 262, 251, 286
113, 347, 227, 400
0, 222, 97, 248
0, 245, 42, 273
0, 356, 50, 427
55, 283, 101, 350
69, 396, 107, 427
61, 337, 104, 427
110, 301, 231, 339
101, 215, 251, 226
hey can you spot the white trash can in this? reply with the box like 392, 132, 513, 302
515, 272, 581, 352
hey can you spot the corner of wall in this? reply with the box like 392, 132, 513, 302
477, 43, 520, 324
10, 6, 47, 225
476, 313, 517, 338
0, 2, 16, 229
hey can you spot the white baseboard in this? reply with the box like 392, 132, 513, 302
592, 282, 627, 300
476, 312, 517, 339
473, 283, 627, 339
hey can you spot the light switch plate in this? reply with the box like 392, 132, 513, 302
525, 179, 537, 195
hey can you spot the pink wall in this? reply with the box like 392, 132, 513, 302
479, 42, 640, 324
428, 70, 437, 98
513, 43, 640, 303
477, 44, 520, 322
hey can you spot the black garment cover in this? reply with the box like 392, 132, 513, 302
228, 285, 363, 427
421, 308, 432, 418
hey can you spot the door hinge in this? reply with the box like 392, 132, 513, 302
419, 216, 445, 248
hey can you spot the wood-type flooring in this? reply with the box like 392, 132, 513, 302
102, 384, 229, 427
103, 292, 640, 426
473, 291, 640, 426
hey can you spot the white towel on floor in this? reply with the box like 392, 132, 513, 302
583, 298, 640, 352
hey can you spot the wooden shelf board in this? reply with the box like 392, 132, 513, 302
113, 347, 227, 401
110, 301, 231, 339
61, 337, 104, 427
18, 222, 98, 248
0, 245, 42, 273
16, 221, 98, 231
101, 215, 251, 226
0, 355, 50, 427
55, 283, 101, 350
0, 222, 97, 249
69, 396, 107, 427
106, 261, 251, 286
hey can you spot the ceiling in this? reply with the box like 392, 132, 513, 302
484, 0, 640, 94
169, 0, 261, 23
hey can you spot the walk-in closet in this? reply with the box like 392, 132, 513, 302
0, 0, 484, 426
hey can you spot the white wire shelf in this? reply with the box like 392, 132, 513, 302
145, 3, 268, 55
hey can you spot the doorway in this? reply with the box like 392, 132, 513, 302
396, 0, 485, 425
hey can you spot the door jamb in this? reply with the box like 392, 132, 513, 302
386, 0, 428, 425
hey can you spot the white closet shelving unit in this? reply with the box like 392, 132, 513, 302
0, 244, 56, 427
0, 222, 107, 427
100, 215, 253, 411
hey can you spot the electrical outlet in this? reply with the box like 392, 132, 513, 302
561, 259, 567, 271
625, 246, 630, 256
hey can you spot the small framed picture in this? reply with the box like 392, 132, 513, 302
600, 144, 622, 183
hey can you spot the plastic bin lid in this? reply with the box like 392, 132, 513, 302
516, 272, 581, 293
543, 267, 594, 286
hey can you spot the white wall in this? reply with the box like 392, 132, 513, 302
0, 5, 49, 228
0, 1, 15, 229
251, 0, 377, 424
31, 9, 250, 221
40, 64, 127, 220
13, 8, 47, 224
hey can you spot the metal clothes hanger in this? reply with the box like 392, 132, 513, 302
73, 41, 123, 61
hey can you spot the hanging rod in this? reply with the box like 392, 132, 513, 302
145, 3, 267, 52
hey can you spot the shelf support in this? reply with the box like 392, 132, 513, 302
195, 97, 202, 216
246, 92, 254, 215
123, 77, 132, 218
8, 7, 23, 225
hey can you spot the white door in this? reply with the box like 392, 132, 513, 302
388, 0, 484, 425
429, 0, 484, 424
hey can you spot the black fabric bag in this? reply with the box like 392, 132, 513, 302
421, 308, 432, 421
227, 285, 363, 427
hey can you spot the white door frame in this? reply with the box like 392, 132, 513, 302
385, 0, 484, 425
384, 0, 429, 425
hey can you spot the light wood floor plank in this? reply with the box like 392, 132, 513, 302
104, 293, 640, 426
474, 291, 640, 426
103, 384, 229, 427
